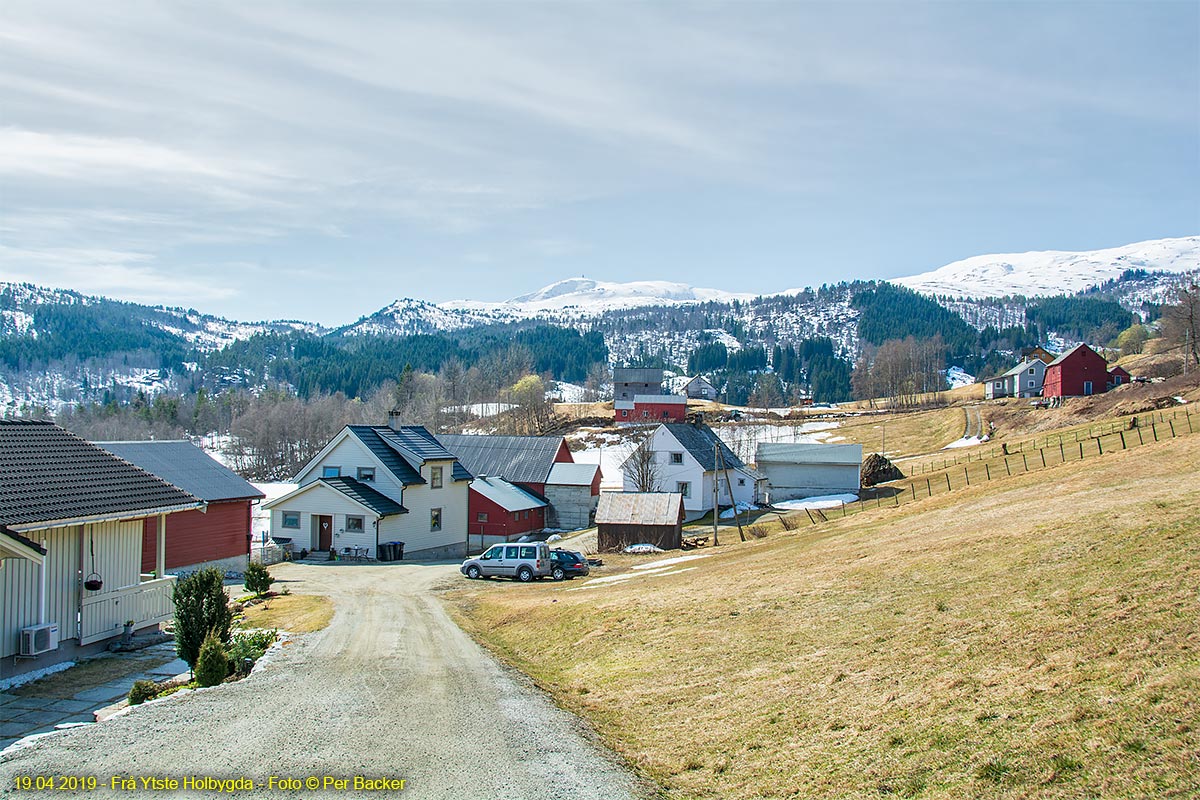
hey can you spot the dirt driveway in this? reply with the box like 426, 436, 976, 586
0, 562, 649, 799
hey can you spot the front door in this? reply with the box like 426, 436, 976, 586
317, 515, 333, 551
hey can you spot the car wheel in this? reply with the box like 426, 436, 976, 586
551, 566, 566, 581
466, 565, 481, 580
516, 566, 534, 582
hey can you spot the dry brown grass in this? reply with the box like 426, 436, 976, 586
239, 593, 333, 633
448, 433, 1200, 799
820, 405, 968, 456
10, 655, 166, 699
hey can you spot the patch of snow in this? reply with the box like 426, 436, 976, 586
622, 543, 665, 554
0, 660, 75, 692
443, 278, 757, 319
720, 502, 758, 519
631, 553, 713, 570
944, 436, 983, 449
945, 366, 975, 388
773, 493, 859, 510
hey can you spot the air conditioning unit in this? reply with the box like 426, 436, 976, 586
19, 623, 59, 657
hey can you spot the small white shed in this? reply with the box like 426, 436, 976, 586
755, 442, 863, 503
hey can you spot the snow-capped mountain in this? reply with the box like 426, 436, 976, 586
337, 297, 503, 337
892, 236, 1200, 299
441, 277, 757, 319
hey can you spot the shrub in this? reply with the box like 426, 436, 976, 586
172, 568, 232, 669
244, 562, 274, 597
747, 525, 769, 539
778, 514, 798, 531
227, 629, 279, 675
128, 679, 158, 706
195, 631, 229, 688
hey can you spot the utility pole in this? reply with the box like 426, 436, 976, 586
712, 442, 720, 546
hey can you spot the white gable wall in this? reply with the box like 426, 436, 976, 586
300, 435, 406, 498
623, 427, 754, 516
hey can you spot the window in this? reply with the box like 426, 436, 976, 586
322, 466, 340, 478
430, 507, 442, 531
513, 512, 519, 521
994, 381, 1002, 388
431, 466, 443, 489
661, 411, 670, 418
281, 511, 300, 529
522, 510, 529, 519
1028, 367, 1035, 374
738, 478, 746, 486
642, 410, 650, 418
670, 452, 683, 465
481, 546, 501, 560
345, 515, 364, 532
356, 467, 375, 482
677, 481, 691, 498
701, 388, 709, 397
477, 512, 489, 523
621, 410, 628, 417
505, 545, 519, 559
519, 545, 536, 559
1028, 380, 1035, 388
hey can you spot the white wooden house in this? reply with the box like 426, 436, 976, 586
621, 421, 758, 520
755, 442, 862, 503
263, 418, 471, 560
0, 421, 203, 683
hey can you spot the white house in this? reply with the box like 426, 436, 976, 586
622, 421, 758, 520
755, 442, 863, 503
984, 359, 1047, 400
263, 417, 472, 560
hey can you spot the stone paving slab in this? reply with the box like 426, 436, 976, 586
70, 686, 128, 703
45, 699, 96, 713
147, 659, 189, 676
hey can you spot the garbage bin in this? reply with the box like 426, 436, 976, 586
378, 543, 393, 562
395, 541, 405, 560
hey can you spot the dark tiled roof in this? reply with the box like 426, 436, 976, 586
662, 422, 748, 472
323, 477, 407, 517
99, 441, 264, 503
345, 426, 424, 485
436, 434, 563, 485
613, 368, 664, 385
0, 421, 202, 527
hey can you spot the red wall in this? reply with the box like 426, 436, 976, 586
1043, 348, 1112, 398
468, 490, 545, 540
142, 499, 252, 572
633, 401, 688, 422
554, 440, 574, 464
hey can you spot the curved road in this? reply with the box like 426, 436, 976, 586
0, 563, 649, 800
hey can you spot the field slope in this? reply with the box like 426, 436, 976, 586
448, 433, 1199, 799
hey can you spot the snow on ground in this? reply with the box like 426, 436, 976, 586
630, 553, 713, 570
773, 493, 859, 510
944, 436, 985, 449
550, 382, 589, 403
570, 445, 630, 491
251, 482, 297, 541
715, 421, 840, 464
719, 502, 758, 519
444, 402, 516, 418
568, 566, 700, 589
945, 366, 975, 389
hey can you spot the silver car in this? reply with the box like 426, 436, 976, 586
460, 542, 553, 582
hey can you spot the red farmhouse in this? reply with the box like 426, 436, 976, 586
101, 440, 264, 574
615, 394, 688, 423
469, 476, 547, 543
1042, 344, 1128, 399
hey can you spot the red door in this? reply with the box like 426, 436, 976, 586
317, 515, 333, 551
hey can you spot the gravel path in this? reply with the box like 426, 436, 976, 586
0, 563, 649, 800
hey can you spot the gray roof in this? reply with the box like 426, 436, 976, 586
613, 368, 664, 385
756, 442, 863, 467
661, 422, 747, 472
323, 477, 407, 517
0, 421, 202, 528
1046, 343, 1099, 368
471, 477, 548, 512
436, 434, 565, 485
547, 462, 599, 487
100, 441, 264, 503
595, 492, 683, 526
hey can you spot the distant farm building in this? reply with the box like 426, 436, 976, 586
1042, 344, 1130, 399
616, 394, 689, 423
595, 492, 684, 552
613, 368, 665, 402
984, 359, 1047, 400
682, 375, 718, 400
466, 476, 547, 551
755, 442, 863, 503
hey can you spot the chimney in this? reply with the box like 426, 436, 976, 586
387, 408, 403, 431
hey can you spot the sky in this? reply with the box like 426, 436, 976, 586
1, 1, 1197, 326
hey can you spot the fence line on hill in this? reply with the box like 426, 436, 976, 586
800, 405, 1196, 526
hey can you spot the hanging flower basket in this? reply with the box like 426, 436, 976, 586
84, 572, 103, 591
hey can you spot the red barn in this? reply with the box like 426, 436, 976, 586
101, 441, 264, 574
615, 394, 688, 423
1042, 344, 1120, 398
467, 476, 548, 552
1108, 365, 1132, 387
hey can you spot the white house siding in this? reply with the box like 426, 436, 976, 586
269, 484, 373, 555
624, 428, 754, 518
299, 437, 405, 498
760, 463, 860, 502
387, 460, 468, 559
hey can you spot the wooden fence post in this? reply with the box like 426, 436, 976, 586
1059, 442, 1065, 461
945, 473, 952, 492
1096, 437, 1103, 455
926, 478, 932, 497
985, 463, 991, 481
964, 467, 970, 486
1022, 453, 1028, 471
1004, 458, 1011, 477
1079, 441, 1084, 460
1151, 423, 1158, 442
1119, 431, 1126, 449
1169, 421, 1176, 438
1040, 449, 1046, 468
911, 484, 917, 501
1137, 426, 1144, 446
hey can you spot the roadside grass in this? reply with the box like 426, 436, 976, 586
238, 594, 333, 633
9, 656, 164, 699
447, 434, 1200, 799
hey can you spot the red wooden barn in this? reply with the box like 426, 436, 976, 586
1042, 344, 1125, 398
101, 441, 264, 574
468, 476, 548, 547
1108, 365, 1131, 387
615, 394, 689, 423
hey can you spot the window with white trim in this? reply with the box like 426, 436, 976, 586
677, 481, 691, 498
345, 515, 364, 532
431, 466, 443, 489
322, 466, 340, 478
282, 511, 300, 529
356, 467, 375, 482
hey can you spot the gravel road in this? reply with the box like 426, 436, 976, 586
0, 563, 650, 800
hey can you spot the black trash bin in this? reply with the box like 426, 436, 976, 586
379, 543, 393, 562
395, 541, 405, 560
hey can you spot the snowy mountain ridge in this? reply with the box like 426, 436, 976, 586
891, 236, 1199, 299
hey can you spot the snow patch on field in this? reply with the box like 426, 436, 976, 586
944, 436, 985, 449
774, 493, 859, 510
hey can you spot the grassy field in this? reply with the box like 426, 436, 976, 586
447, 432, 1200, 799
808, 404, 969, 457
239, 593, 333, 633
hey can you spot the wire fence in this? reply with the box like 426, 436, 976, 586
797, 405, 1197, 526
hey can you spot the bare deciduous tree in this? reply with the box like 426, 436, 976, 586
622, 431, 662, 492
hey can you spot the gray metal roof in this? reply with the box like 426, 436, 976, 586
595, 492, 683, 526
0, 421, 202, 528
436, 434, 565, 485
100, 440, 264, 503
613, 368, 664, 385
547, 462, 599, 487
661, 422, 747, 472
470, 477, 548, 512
755, 442, 863, 467
323, 477, 408, 517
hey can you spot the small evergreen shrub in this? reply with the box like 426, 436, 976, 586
128, 679, 158, 706
227, 629, 279, 674
243, 562, 274, 597
172, 568, 233, 669
195, 631, 229, 687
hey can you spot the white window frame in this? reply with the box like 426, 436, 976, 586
431, 466, 443, 489
322, 466, 340, 478
345, 515, 364, 533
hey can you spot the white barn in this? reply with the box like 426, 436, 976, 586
755, 442, 863, 503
